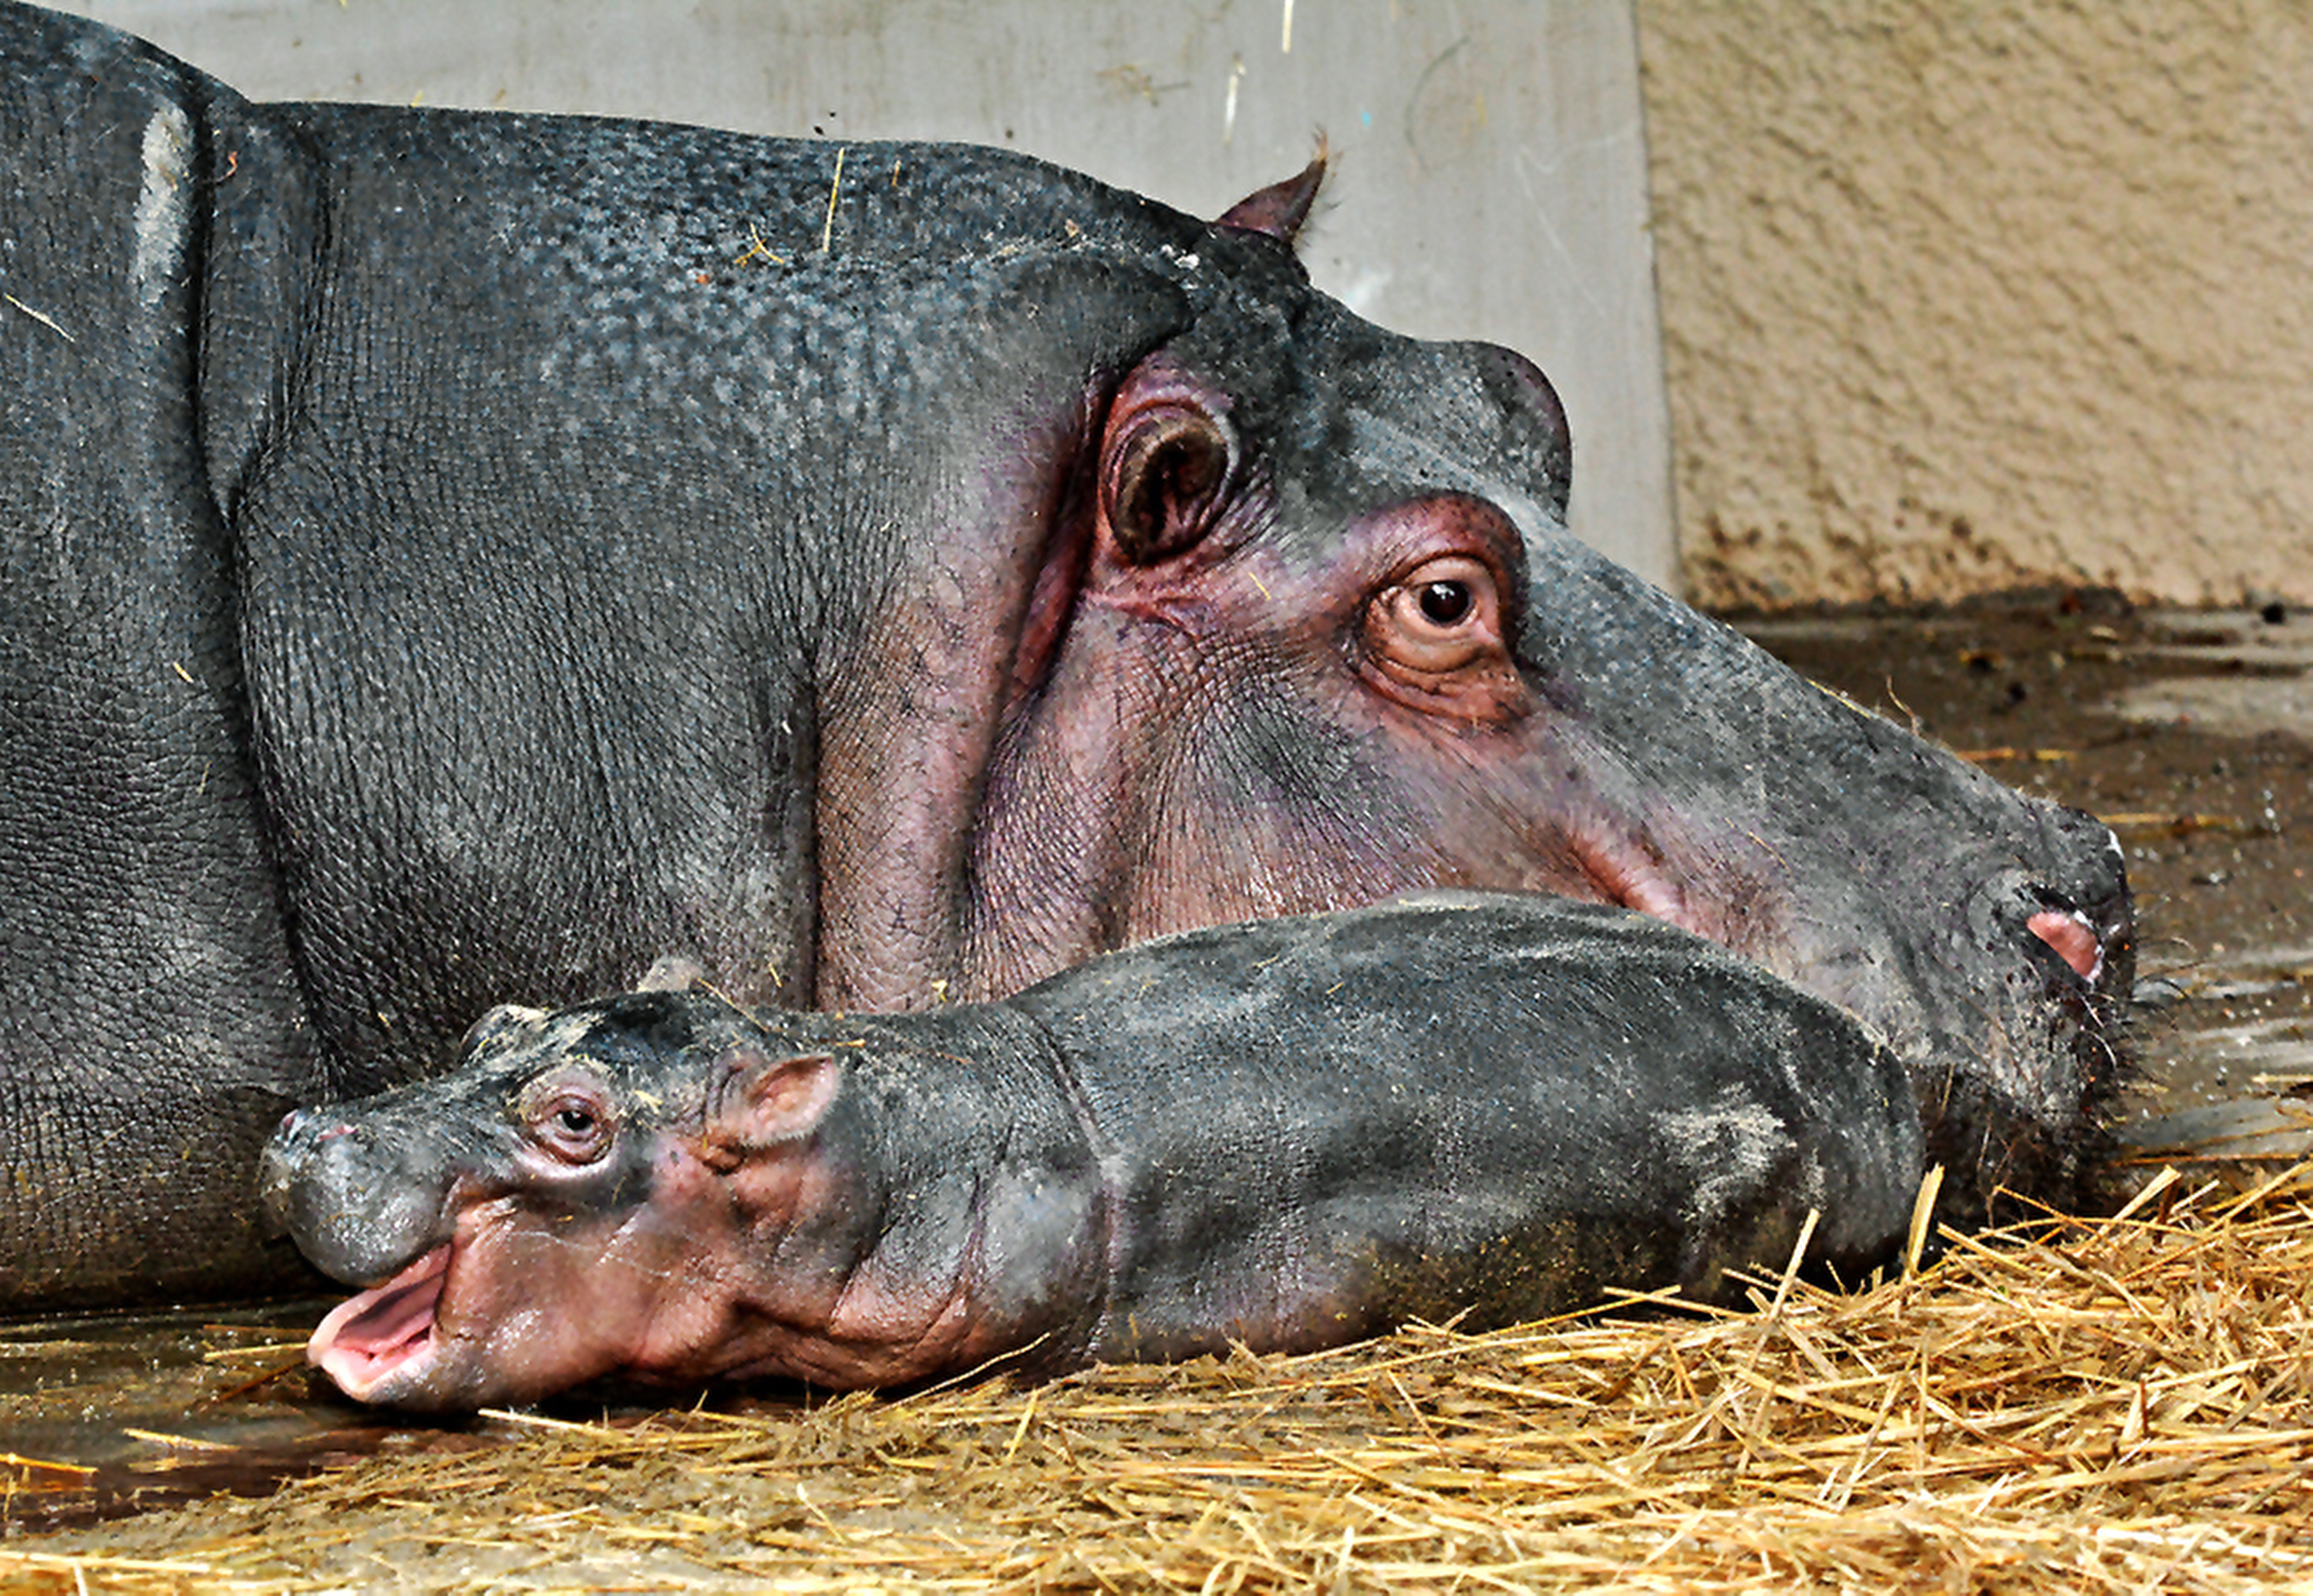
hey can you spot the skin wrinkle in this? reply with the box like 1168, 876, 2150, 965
1192, 690, 1554, 924
964, 608, 1157, 984
816, 369, 1129, 1013
704, 1038, 995, 1379
0, 31, 326, 1291
826, 1250, 946, 1365
1140, 749, 1399, 938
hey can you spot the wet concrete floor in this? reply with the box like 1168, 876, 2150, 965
5, 593, 2309, 1532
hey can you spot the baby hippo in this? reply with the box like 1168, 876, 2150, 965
261, 894, 1925, 1411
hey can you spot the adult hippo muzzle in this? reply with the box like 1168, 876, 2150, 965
0, 0, 2128, 1312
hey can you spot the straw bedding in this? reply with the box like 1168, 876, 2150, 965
5, 1163, 2310, 1593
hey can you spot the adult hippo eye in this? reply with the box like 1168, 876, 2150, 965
1368, 555, 1501, 678
1355, 551, 1531, 723
1419, 579, 1473, 626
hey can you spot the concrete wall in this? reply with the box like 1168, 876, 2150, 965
1640, 3, 2313, 609
60, 0, 1677, 591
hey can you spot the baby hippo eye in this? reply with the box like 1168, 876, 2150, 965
537, 1096, 609, 1163
517, 1074, 616, 1165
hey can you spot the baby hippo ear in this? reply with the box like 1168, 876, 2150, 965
699, 1046, 840, 1170
459, 1002, 547, 1059
638, 954, 706, 992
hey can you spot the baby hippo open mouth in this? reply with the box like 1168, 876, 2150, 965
260, 894, 1960, 1412
306, 1247, 451, 1399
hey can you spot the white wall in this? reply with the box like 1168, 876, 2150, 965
66, 0, 1675, 589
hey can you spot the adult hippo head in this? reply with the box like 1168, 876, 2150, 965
0, 1, 2126, 1310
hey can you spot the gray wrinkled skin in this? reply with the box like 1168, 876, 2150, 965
262, 897, 1924, 1409
2, 2, 2126, 1311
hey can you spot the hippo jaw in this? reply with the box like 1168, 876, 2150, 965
300, 1212, 655, 1411
295, 1181, 727, 1411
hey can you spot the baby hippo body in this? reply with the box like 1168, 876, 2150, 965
261, 894, 1924, 1410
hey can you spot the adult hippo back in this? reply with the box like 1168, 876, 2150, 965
1, 2, 2128, 1311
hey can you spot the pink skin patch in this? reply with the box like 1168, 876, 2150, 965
308, 1244, 449, 1400
2027, 908, 2103, 982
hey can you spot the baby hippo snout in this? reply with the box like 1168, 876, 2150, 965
258, 1106, 340, 1241
260, 1103, 452, 1286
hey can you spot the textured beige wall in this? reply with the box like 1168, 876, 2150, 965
1639, 3, 2313, 608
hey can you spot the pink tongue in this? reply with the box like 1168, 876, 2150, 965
2027, 909, 2102, 981
308, 1245, 450, 1392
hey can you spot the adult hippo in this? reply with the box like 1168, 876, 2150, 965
2, 1, 2129, 1315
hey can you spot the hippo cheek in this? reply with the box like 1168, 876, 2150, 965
1108, 712, 1690, 943
962, 609, 1739, 992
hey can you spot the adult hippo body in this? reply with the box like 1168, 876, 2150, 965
2, 1, 2128, 1314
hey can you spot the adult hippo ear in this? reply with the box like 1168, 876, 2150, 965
697, 1047, 840, 1172
1099, 362, 1238, 566
1214, 145, 1330, 245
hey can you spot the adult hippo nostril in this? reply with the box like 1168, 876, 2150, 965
2029, 908, 2105, 982
2032, 806, 2135, 978
2027, 877, 2134, 996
